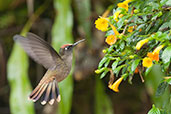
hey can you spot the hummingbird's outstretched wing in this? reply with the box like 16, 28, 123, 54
13, 32, 64, 69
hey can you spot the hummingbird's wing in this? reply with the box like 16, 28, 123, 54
13, 32, 65, 69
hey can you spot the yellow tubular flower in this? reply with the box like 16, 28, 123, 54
142, 57, 153, 68
95, 17, 109, 32
102, 9, 110, 18
108, 77, 124, 92
114, 10, 121, 22
124, 0, 132, 4
153, 45, 164, 54
105, 35, 117, 45
135, 39, 149, 50
117, 2, 128, 11
110, 24, 120, 35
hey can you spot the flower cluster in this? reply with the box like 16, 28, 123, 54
95, 0, 171, 93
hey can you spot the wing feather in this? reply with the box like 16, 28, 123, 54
13, 32, 64, 69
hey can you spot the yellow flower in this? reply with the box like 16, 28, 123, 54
124, 0, 132, 4
118, 2, 128, 11
146, 45, 164, 62
114, 10, 121, 22
153, 45, 164, 54
102, 9, 110, 18
110, 24, 120, 35
108, 77, 124, 92
95, 17, 109, 32
105, 35, 117, 45
142, 57, 153, 68
128, 26, 134, 32
135, 39, 149, 50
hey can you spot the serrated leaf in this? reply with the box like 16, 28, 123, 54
148, 105, 160, 114
161, 46, 171, 64
98, 57, 108, 69
155, 82, 168, 97
131, 59, 140, 74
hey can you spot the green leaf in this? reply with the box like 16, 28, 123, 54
98, 57, 108, 69
100, 70, 109, 79
165, 78, 171, 85
148, 105, 160, 114
160, 0, 169, 6
159, 22, 170, 31
112, 59, 119, 71
145, 22, 153, 34
161, 46, 171, 64
105, 59, 110, 67
113, 65, 125, 77
155, 82, 168, 97
117, 16, 127, 29
151, 12, 162, 21
166, 0, 171, 5
119, 41, 125, 51
131, 59, 140, 74
137, 24, 145, 30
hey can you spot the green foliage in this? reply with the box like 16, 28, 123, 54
148, 105, 160, 114
95, 0, 171, 113
52, 0, 73, 114
156, 82, 168, 97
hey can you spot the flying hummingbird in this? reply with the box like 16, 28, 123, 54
13, 32, 85, 105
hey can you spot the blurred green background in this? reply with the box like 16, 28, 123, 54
0, 0, 169, 114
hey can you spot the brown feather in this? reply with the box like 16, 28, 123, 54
13, 32, 65, 69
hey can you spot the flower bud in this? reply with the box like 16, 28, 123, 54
136, 39, 149, 50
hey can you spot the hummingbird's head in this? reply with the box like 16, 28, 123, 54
59, 39, 85, 56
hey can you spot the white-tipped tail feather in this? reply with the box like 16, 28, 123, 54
29, 79, 60, 105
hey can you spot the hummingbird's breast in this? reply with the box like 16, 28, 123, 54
54, 54, 73, 82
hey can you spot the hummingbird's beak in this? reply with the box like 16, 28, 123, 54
72, 39, 85, 47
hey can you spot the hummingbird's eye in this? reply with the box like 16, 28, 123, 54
64, 47, 68, 50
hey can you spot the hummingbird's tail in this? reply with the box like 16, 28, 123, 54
29, 79, 60, 105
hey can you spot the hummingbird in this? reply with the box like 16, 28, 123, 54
13, 32, 85, 105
